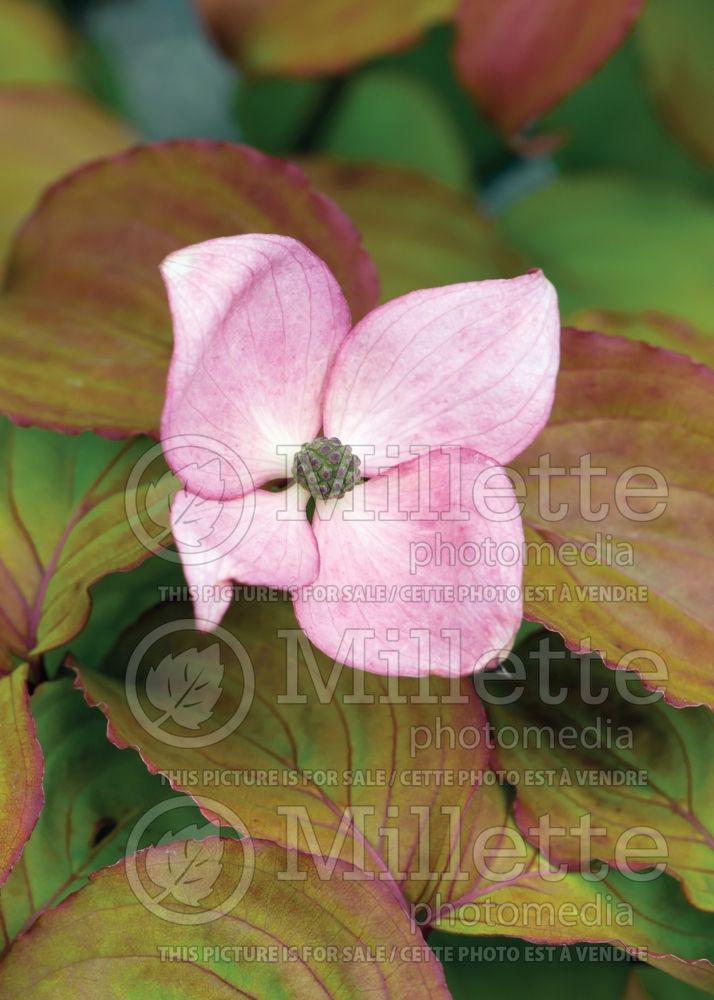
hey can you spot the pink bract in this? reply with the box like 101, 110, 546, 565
160, 234, 559, 677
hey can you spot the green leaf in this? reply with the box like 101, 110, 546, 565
500, 173, 714, 335
0, 141, 379, 436
0, 665, 43, 888
634, 964, 714, 998
145, 645, 224, 730
143, 835, 224, 906
321, 68, 470, 189
0, 840, 451, 997
302, 157, 523, 301
236, 76, 329, 154
513, 329, 714, 708
44, 555, 185, 677
545, 40, 714, 198
431, 931, 630, 999
373, 25, 508, 181
0, 0, 75, 85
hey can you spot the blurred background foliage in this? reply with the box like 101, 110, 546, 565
1, 0, 713, 995
3, 0, 713, 331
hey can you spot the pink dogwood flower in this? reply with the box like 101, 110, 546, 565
160, 234, 559, 677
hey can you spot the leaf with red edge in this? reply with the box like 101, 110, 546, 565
513, 329, 714, 709
0, 840, 451, 997
483, 631, 714, 911
0, 665, 43, 886
143, 835, 224, 906
638, 0, 714, 169
0, 141, 379, 437
196, 0, 455, 76
454, 0, 645, 134
571, 309, 714, 369
0, 86, 133, 279
0, 422, 176, 667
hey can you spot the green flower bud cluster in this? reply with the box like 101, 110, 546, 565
292, 436, 361, 501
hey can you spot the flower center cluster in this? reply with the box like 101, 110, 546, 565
292, 436, 361, 501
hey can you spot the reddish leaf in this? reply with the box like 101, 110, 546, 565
0, 141, 378, 436
454, 0, 645, 133
571, 309, 714, 369
514, 329, 714, 708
